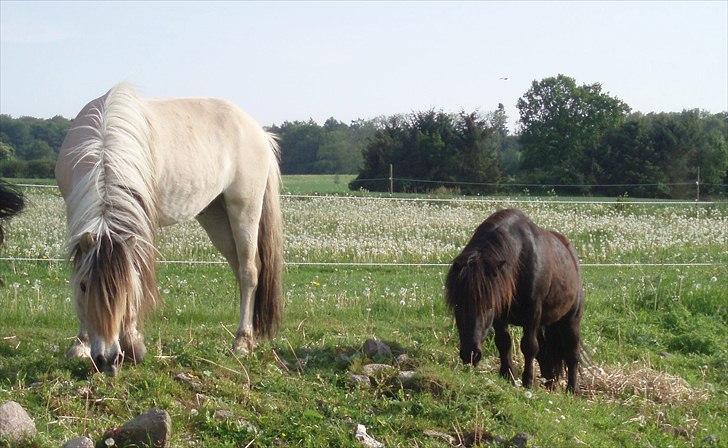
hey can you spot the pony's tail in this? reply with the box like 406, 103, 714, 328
253, 134, 283, 339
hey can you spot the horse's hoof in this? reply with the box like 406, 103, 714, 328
123, 340, 147, 364
66, 342, 90, 359
232, 335, 256, 355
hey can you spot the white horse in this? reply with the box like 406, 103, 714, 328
55, 84, 283, 375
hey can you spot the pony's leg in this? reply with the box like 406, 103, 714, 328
520, 319, 541, 389
120, 314, 147, 364
493, 320, 514, 382
563, 317, 582, 393
536, 325, 557, 390
196, 197, 243, 348
66, 327, 90, 359
221, 192, 264, 355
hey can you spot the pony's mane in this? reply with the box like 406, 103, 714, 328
66, 83, 158, 341
445, 226, 519, 318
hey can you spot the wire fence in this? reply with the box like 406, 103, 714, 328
0, 257, 724, 269
10, 183, 728, 206
4, 181, 725, 270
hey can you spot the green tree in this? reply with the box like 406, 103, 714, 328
0, 142, 15, 161
517, 74, 630, 189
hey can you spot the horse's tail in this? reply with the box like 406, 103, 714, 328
253, 133, 284, 339
445, 232, 517, 318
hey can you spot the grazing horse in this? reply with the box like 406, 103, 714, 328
55, 83, 283, 375
445, 208, 584, 392
0, 181, 25, 247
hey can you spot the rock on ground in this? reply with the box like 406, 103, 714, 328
0, 401, 37, 444
101, 408, 171, 448
354, 424, 384, 448
511, 432, 531, 448
349, 374, 372, 387
361, 363, 395, 376
62, 436, 94, 448
362, 339, 392, 359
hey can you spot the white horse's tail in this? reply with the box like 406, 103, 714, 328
253, 133, 283, 339
66, 83, 159, 341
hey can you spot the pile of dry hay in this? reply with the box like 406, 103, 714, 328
579, 361, 710, 404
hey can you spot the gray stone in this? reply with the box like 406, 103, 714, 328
362, 339, 392, 359
423, 429, 455, 445
361, 363, 395, 376
213, 409, 234, 420
0, 401, 37, 444
101, 408, 171, 448
702, 435, 719, 446
511, 432, 530, 448
395, 354, 411, 365
174, 372, 202, 390
349, 374, 372, 388
397, 370, 417, 384
354, 424, 384, 448
62, 436, 94, 448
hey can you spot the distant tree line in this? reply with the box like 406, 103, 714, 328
351, 74, 727, 198
2, 74, 726, 198
0, 115, 71, 178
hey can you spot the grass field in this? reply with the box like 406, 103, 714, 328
1, 176, 726, 447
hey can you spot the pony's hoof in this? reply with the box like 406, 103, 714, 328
66, 342, 90, 359
123, 340, 147, 364
232, 335, 256, 355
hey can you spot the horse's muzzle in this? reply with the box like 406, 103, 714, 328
460, 348, 482, 366
94, 352, 124, 376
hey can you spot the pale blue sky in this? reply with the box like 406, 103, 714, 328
1, 1, 726, 131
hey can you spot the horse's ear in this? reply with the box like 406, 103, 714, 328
79, 232, 96, 252
126, 235, 137, 247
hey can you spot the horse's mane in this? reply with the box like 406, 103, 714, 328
0, 181, 25, 246
66, 83, 158, 341
445, 225, 519, 318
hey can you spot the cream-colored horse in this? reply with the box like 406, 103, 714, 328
55, 84, 283, 375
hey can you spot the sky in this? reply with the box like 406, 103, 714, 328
1, 1, 726, 131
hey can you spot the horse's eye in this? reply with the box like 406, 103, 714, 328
80, 283, 87, 293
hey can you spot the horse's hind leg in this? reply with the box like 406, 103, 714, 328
196, 197, 245, 350
494, 320, 515, 382
536, 325, 558, 390
221, 190, 265, 355
563, 308, 583, 393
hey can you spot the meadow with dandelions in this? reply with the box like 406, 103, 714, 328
1, 178, 726, 447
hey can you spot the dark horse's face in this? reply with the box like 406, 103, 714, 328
454, 305, 492, 366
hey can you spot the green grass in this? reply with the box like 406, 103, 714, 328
1, 264, 726, 447
1, 175, 726, 447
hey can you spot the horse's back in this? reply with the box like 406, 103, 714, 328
143, 97, 273, 225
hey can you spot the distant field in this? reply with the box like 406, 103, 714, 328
1, 179, 726, 447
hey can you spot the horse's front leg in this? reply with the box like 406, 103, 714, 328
520, 319, 541, 389
120, 315, 147, 364
493, 320, 514, 382
66, 327, 90, 359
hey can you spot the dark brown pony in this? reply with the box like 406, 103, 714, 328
0, 181, 24, 246
445, 208, 584, 392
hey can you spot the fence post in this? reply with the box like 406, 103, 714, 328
696, 167, 700, 202
389, 164, 393, 194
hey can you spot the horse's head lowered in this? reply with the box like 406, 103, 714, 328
72, 231, 155, 375
445, 241, 515, 366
